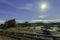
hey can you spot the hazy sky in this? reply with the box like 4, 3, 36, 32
0, 0, 60, 23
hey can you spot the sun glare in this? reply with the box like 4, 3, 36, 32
40, 2, 48, 11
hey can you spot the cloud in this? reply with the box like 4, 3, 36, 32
38, 15, 47, 19
30, 19, 60, 23
18, 4, 33, 10
5, 1, 34, 10
30, 20, 50, 23
16, 20, 26, 23
0, 20, 5, 24
1, 19, 60, 23
0, 20, 25, 24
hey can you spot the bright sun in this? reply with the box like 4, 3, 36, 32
40, 2, 48, 11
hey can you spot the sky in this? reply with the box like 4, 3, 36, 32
0, 0, 60, 23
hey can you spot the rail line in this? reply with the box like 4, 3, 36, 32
0, 31, 60, 40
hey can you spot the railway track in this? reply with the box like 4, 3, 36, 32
0, 31, 60, 40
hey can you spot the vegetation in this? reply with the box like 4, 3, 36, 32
0, 19, 60, 34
